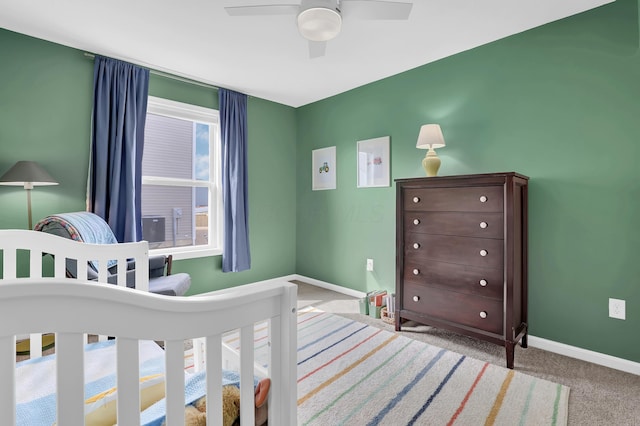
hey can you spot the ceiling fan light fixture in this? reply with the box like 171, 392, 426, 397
297, 7, 342, 42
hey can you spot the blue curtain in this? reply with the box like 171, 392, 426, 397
219, 88, 251, 272
88, 56, 149, 243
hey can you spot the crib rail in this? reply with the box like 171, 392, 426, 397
0, 279, 297, 425
0, 229, 149, 354
0, 229, 148, 288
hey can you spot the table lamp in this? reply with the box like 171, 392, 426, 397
416, 124, 446, 177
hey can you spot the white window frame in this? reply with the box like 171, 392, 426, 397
143, 96, 223, 260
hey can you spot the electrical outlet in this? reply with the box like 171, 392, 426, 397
609, 298, 626, 320
366, 258, 374, 272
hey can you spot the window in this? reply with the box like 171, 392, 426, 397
141, 96, 222, 259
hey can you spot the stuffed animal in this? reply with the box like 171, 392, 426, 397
82, 375, 270, 426
183, 385, 239, 426
183, 378, 270, 426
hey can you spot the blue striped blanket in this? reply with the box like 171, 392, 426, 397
15, 340, 252, 425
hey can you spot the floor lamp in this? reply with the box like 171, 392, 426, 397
0, 161, 59, 229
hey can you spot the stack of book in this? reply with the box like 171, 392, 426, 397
366, 290, 387, 319
359, 290, 396, 320
383, 293, 395, 320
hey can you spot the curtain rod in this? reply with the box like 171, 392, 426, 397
83, 52, 219, 91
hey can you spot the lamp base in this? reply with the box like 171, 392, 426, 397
422, 148, 441, 177
26, 187, 33, 230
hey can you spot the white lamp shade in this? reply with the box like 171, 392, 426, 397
416, 124, 446, 149
297, 7, 342, 42
0, 161, 58, 188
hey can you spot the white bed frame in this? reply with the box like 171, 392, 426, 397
0, 230, 297, 425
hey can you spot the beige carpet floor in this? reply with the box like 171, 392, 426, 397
293, 280, 640, 426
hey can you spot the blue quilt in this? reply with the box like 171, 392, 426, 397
15, 340, 256, 425
16, 340, 164, 425
34, 212, 119, 270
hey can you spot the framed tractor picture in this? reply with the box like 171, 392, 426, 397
312, 146, 336, 191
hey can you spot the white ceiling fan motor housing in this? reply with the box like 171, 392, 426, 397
297, 0, 342, 42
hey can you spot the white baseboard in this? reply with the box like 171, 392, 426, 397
285, 274, 639, 376
527, 336, 640, 375
289, 274, 367, 299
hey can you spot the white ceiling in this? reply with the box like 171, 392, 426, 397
0, 0, 613, 107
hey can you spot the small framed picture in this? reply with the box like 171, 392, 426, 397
357, 136, 390, 188
312, 146, 336, 190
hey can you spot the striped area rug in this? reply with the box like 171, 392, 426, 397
222, 307, 569, 426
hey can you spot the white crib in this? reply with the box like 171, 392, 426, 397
0, 230, 297, 425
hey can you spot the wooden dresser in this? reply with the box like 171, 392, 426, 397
395, 172, 528, 369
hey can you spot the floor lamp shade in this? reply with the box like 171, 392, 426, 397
0, 161, 58, 229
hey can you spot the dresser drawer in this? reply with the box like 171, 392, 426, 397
402, 284, 503, 334
405, 234, 504, 269
404, 186, 503, 212
404, 211, 503, 239
404, 259, 503, 300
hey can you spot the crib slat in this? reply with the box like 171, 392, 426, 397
117, 338, 140, 425
54, 255, 66, 278
4, 249, 16, 278
77, 260, 88, 281
165, 340, 185, 425
269, 316, 281, 424
29, 333, 42, 358
56, 332, 85, 426
27, 250, 44, 359
135, 252, 149, 292
240, 325, 255, 426
193, 337, 204, 373
29, 249, 42, 278
206, 335, 223, 426
115, 256, 127, 287
281, 285, 298, 424
0, 336, 16, 425
97, 259, 109, 283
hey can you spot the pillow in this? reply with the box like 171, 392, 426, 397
84, 374, 166, 426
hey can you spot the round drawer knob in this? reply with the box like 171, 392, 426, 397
413, 219, 420, 225
479, 311, 488, 319
480, 249, 488, 257
413, 243, 420, 249
479, 279, 488, 287
413, 296, 420, 302
413, 196, 420, 203
480, 221, 488, 229
412, 269, 420, 275
480, 195, 488, 203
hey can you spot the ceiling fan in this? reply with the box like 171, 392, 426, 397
225, 0, 413, 58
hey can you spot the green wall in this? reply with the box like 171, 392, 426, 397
296, 0, 640, 362
0, 28, 297, 294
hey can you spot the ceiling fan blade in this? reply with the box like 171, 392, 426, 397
225, 4, 300, 16
341, 0, 413, 20
308, 40, 327, 58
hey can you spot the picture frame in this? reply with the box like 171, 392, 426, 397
312, 146, 337, 190
357, 136, 390, 188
